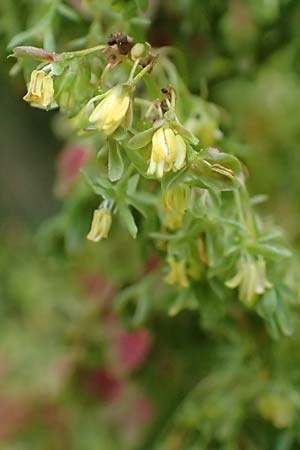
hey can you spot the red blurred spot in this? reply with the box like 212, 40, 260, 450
144, 253, 161, 274
116, 329, 152, 374
55, 144, 91, 197
90, 368, 122, 403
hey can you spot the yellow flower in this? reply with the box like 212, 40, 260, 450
163, 184, 190, 213
89, 85, 130, 135
147, 127, 186, 178
87, 208, 112, 242
225, 256, 273, 306
162, 184, 190, 230
23, 69, 54, 108
165, 257, 189, 288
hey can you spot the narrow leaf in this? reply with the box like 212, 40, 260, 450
108, 140, 124, 182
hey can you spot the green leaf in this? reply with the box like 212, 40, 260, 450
127, 195, 148, 218
127, 128, 155, 149
127, 174, 140, 195
248, 243, 292, 259
170, 121, 199, 146
161, 166, 188, 191
81, 170, 115, 199
256, 288, 277, 319
168, 289, 197, 316
108, 139, 124, 182
118, 204, 138, 238
57, 3, 80, 21
266, 316, 280, 339
133, 290, 151, 325
8, 27, 41, 49
275, 296, 293, 336
124, 146, 148, 174
188, 160, 238, 191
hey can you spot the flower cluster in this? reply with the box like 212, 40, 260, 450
17, 33, 294, 319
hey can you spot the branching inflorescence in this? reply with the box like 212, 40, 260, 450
13, 32, 296, 336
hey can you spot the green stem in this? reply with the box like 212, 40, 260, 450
128, 58, 140, 81
130, 62, 154, 87
57, 44, 107, 61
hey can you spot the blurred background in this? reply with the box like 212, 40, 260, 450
1, 1, 300, 449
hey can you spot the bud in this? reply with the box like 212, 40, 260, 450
165, 257, 189, 288
163, 184, 190, 213
130, 43, 145, 60
87, 208, 112, 242
162, 184, 190, 230
89, 85, 130, 135
23, 69, 54, 108
225, 256, 273, 306
147, 127, 187, 178
185, 114, 222, 147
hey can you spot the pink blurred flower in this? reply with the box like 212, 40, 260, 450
55, 144, 91, 197
89, 368, 123, 403
114, 329, 152, 375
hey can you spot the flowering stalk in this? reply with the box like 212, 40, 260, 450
12, 31, 297, 331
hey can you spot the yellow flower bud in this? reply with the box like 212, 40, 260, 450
87, 208, 112, 242
162, 184, 190, 230
225, 256, 273, 306
23, 69, 54, 108
147, 127, 187, 178
165, 257, 189, 288
89, 85, 130, 135
163, 184, 190, 214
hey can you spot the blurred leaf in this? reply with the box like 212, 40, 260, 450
118, 203, 138, 238
108, 139, 124, 182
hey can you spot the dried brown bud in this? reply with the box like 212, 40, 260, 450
107, 32, 134, 55
12, 46, 56, 61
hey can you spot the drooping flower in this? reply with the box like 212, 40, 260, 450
165, 256, 189, 288
23, 69, 54, 108
89, 85, 130, 135
147, 127, 187, 178
225, 256, 273, 306
87, 208, 112, 242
